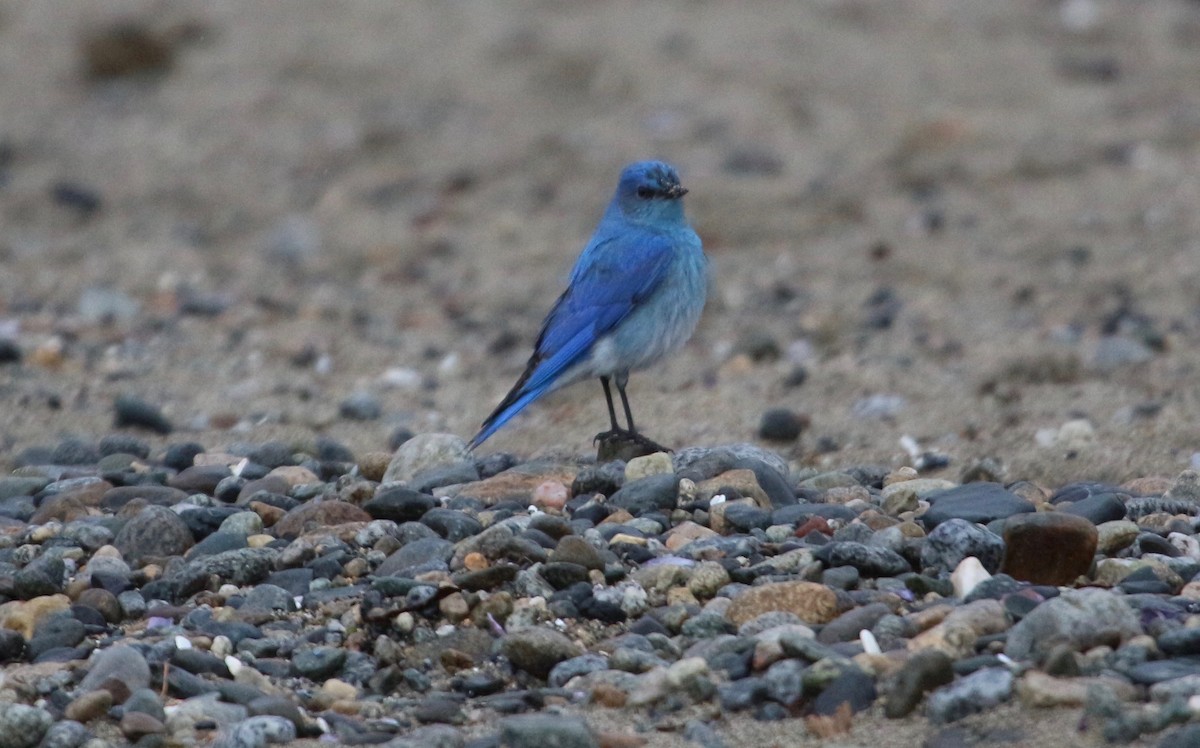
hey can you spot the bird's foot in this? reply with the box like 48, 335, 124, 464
593, 429, 672, 462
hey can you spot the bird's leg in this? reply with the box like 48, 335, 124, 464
615, 372, 637, 433
593, 376, 627, 446
600, 376, 621, 432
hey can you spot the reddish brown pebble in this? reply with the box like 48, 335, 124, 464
533, 480, 569, 511
795, 516, 832, 538
591, 682, 628, 708
1001, 512, 1098, 586
463, 552, 489, 571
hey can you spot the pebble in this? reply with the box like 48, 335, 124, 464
921, 482, 1036, 527
501, 627, 584, 678
926, 667, 1014, 723
1000, 511, 1098, 585
500, 713, 598, 748
921, 518, 1005, 574
1005, 588, 1141, 661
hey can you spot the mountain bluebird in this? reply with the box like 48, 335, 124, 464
468, 160, 707, 452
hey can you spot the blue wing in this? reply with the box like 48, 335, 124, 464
468, 228, 674, 448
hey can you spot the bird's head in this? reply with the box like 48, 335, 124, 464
611, 160, 689, 224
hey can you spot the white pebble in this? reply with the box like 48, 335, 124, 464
232, 458, 250, 478
859, 629, 881, 655
224, 655, 243, 675
174, 635, 193, 650
951, 556, 991, 599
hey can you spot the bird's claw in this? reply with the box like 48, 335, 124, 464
594, 428, 672, 462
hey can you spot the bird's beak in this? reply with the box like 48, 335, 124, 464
666, 184, 688, 199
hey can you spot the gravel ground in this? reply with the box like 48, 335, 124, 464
3, 2, 1200, 747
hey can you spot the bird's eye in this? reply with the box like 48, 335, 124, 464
636, 186, 654, 199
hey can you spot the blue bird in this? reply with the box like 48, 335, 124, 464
468, 160, 707, 452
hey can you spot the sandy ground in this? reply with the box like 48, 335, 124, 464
3, 1, 1200, 744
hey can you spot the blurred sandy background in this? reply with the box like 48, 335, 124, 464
2, 0, 1200, 485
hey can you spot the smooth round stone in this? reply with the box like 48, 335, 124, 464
271, 501, 371, 539
117, 590, 147, 619
219, 511, 264, 536
420, 508, 483, 542
37, 719, 89, 748
921, 483, 1036, 527
1161, 725, 1200, 748
1005, 588, 1141, 661
339, 391, 383, 421
451, 564, 517, 591
1000, 512, 1098, 586
0, 629, 26, 663
1059, 493, 1127, 524
920, 518, 1005, 574
608, 474, 680, 516
886, 649, 955, 718
168, 464, 232, 494
817, 602, 891, 644
124, 687, 166, 722
376, 537, 453, 577
64, 690, 112, 723
549, 536, 607, 570
114, 504, 195, 566
1050, 481, 1124, 504
500, 628, 583, 679
363, 486, 436, 523
772, 503, 857, 525
186, 531, 249, 559
51, 438, 100, 465
687, 561, 732, 599
290, 647, 346, 680
719, 677, 769, 712
820, 565, 860, 590
758, 408, 807, 442
726, 581, 838, 626
382, 433, 470, 484
113, 395, 172, 434
680, 612, 734, 638
1096, 520, 1140, 554
100, 489, 184, 511
410, 461, 480, 494
817, 541, 910, 577
548, 653, 610, 688
28, 613, 85, 659
79, 643, 151, 694
721, 502, 773, 532
1126, 658, 1200, 685
499, 714, 595, 748
1157, 627, 1200, 657
539, 562, 589, 590
241, 584, 296, 612
76, 588, 122, 623
14, 555, 66, 599
764, 658, 806, 706
926, 667, 1014, 724
120, 710, 165, 740
221, 715, 296, 746
809, 667, 876, 716
0, 476, 50, 501
0, 702, 54, 748
177, 547, 278, 587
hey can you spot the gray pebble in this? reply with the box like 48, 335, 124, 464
926, 667, 1014, 724
214, 715, 297, 748
0, 702, 54, 748
499, 713, 597, 748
